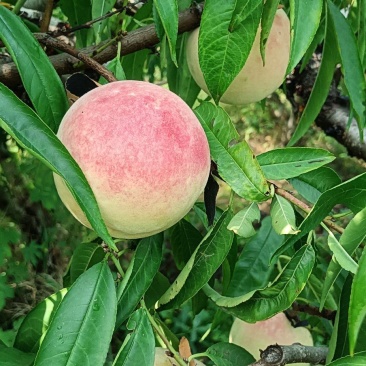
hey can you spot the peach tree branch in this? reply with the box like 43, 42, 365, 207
250, 344, 328, 366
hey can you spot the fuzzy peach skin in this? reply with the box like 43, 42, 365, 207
229, 313, 314, 365
154, 348, 205, 366
53, 81, 210, 239
186, 9, 291, 105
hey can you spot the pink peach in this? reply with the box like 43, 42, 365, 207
53, 81, 210, 239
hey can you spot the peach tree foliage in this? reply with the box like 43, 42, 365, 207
0, 0, 365, 366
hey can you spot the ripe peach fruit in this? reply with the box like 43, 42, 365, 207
229, 313, 313, 365
53, 81, 210, 239
186, 9, 291, 105
154, 348, 205, 366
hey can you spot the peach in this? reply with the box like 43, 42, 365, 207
154, 348, 205, 366
186, 9, 291, 105
53, 81, 210, 239
229, 313, 313, 365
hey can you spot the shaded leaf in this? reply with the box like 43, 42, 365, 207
327, 0, 366, 134
257, 148, 335, 180
158, 210, 234, 309
70, 242, 105, 284
153, 0, 178, 65
327, 352, 366, 365
195, 102, 269, 201
34, 262, 117, 366
275, 173, 366, 258
289, 166, 341, 204
116, 234, 163, 327
0, 345, 35, 366
204, 173, 219, 226
204, 342, 255, 366
171, 220, 203, 270
113, 309, 154, 366
227, 217, 283, 297
270, 194, 299, 235
321, 206, 366, 309
0, 84, 116, 251
0, 6, 68, 131
287, 0, 323, 73
349, 248, 366, 355
227, 203, 260, 238
288, 9, 339, 146
219, 245, 315, 322
14, 289, 68, 353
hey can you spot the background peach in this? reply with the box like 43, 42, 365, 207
186, 9, 291, 105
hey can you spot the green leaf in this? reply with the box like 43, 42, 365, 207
144, 272, 171, 309
158, 210, 234, 309
270, 194, 299, 235
275, 173, 366, 258
70, 242, 105, 284
227, 203, 260, 238
289, 167, 341, 204
321, 206, 366, 309
153, 0, 178, 66
167, 33, 201, 107
327, 230, 358, 274
0, 276, 14, 311
327, 274, 352, 363
287, 0, 323, 73
327, 352, 366, 365
204, 342, 255, 366
227, 217, 283, 297
116, 234, 163, 327
194, 102, 269, 201
171, 219, 203, 270
113, 309, 154, 366
59, 0, 94, 48
122, 49, 149, 81
199, 0, 263, 103
0, 345, 35, 366
0, 6, 68, 132
219, 245, 315, 322
288, 8, 339, 146
349, 248, 366, 355
14, 289, 68, 353
0, 84, 116, 251
257, 147, 335, 180
327, 0, 366, 134
34, 262, 116, 366
260, 0, 280, 64
92, 0, 114, 43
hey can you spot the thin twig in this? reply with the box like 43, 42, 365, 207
140, 299, 187, 366
40, 0, 54, 32
48, 8, 125, 37
0, 6, 202, 87
36, 33, 117, 82
274, 186, 345, 235
291, 302, 336, 321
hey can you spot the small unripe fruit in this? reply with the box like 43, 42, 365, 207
154, 348, 205, 366
229, 313, 313, 365
53, 81, 210, 239
186, 9, 291, 105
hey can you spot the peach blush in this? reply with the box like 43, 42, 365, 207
53, 81, 211, 239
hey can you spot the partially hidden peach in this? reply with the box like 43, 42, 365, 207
154, 348, 205, 366
229, 313, 314, 365
186, 9, 291, 105
53, 81, 210, 239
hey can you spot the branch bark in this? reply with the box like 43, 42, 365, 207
0, 6, 202, 87
250, 344, 328, 366
286, 54, 366, 161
